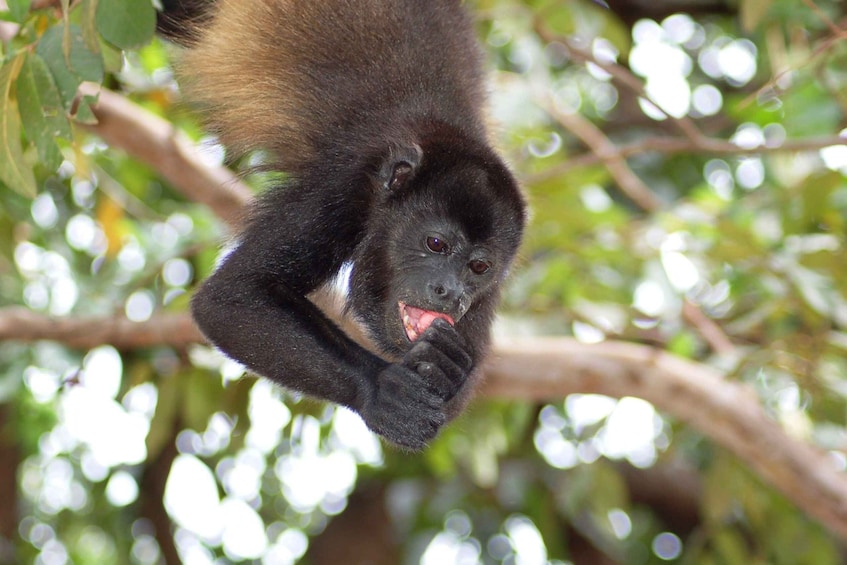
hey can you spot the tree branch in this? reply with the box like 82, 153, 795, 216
480, 338, 847, 539
0, 405, 19, 565
2, 306, 847, 539
0, 307, 201, 350
79, 84, 252, 230
541, 99, 662, 212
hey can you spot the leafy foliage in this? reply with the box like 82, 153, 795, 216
1, 0, 847, 564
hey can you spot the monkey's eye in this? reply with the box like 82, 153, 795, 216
469, 259, 491, 275
426, 236, 450, 254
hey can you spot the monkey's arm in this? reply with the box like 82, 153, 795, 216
191, 193, 472, 448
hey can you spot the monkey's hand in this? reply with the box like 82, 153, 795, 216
361, 319, 473, 450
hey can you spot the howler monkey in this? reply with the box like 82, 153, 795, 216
158, 0, 526, 449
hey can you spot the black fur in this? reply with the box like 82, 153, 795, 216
160, 0, 526, 449
156, 0, 214, 45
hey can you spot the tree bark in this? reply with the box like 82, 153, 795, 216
306, 484, 399, 565
0, 405, 19, 565
139, 424, 181, 565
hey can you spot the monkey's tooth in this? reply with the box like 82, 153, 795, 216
400, 303, 418, 342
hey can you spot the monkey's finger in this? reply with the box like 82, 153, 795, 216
406, 340, 466, 382
378, 365, 443, 409
420, 319, 473, 372
407, 351, 466, 400
366, 376, 445, 449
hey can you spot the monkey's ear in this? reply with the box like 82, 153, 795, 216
379, 144, 423, 191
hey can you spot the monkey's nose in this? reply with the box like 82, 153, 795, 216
429, 277, 464, 309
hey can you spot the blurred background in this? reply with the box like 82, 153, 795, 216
2, 0, 847, 563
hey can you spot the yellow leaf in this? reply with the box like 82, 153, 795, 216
96, 194, 126, 257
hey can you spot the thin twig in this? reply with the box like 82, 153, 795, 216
541, 96, 662, 211
800, 0, 846, 39
526, 132, 847, 185
533, 14, 706, 146
540, 98, 737, 354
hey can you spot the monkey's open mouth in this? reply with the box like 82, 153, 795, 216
399, 302, 455, 342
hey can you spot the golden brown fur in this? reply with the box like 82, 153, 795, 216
177, 0, 488, 173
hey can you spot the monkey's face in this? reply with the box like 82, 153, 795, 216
348, 201, 507, 358
348, 144, 525, 357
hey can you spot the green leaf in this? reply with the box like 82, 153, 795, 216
740, 0, 774, 31
73, 93, 99, 124
785, 263, 847, 326
6, 0, 31, 23
18, 53, 71, 171
146, 373, 180, 461
96, 0, 156, 50
79, 0, 101, 52
100, 38, 124, 74
183, 369, 225, 432
713, 529, 752, 563
35, 24, 104, 111
0, 54, 37, 197
667, 330, 697, 358
222, 376, 255, 452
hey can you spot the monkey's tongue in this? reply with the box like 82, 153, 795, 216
400, 303, 455, 342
